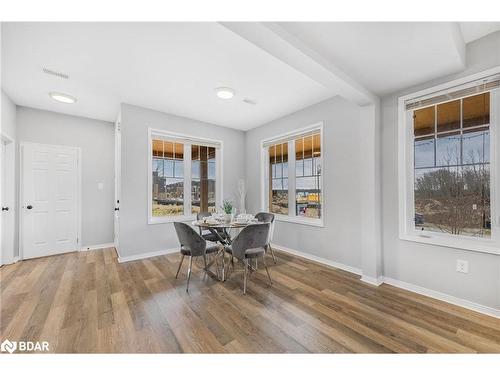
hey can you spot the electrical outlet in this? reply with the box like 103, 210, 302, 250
456, 259, 469, 274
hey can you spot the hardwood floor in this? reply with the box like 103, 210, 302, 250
1, 247, 499, 353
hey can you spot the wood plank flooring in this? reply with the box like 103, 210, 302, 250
1, 247, 499, 353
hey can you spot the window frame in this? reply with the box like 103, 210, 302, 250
398, 67, 500, 255
260, 122, 324, 227
148, 128, 223, 224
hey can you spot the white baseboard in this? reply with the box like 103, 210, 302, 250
382, 277, 500, 319
1, 256, 19, 266
271, 243, 362, 275
80, 242, 116, 251
117, 247, 179, 263
360, 275, 384, 286
272, 243, 499, 319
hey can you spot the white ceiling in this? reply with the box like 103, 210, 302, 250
277, 22, 469, 96
2, 22, 500, 130
1, 22, 333, 130
459, 22, 500, 43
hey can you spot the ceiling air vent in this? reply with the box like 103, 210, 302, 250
42, 68, 69, 80
243, 98, 257, 105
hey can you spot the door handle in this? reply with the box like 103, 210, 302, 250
1, 206, 9, 211
26, 205, 33, 210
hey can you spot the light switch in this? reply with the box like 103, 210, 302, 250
98, 182, 104, 191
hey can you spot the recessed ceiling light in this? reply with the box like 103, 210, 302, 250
49, 92, 77, 104
215, 87, 235, 99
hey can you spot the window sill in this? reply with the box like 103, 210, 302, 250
148, 215, 196, 225
400, 232, 500, 255
275, 214, 324, 228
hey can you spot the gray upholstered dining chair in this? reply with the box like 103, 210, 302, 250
196, 212, 229, 243
173, 222, 221, 292
254, 212, 277, 264
224, 223, 272, 294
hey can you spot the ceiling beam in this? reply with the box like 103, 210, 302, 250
220, 22, 378, 106
451, 22, 466, 68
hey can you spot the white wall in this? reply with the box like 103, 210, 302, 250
245, 97, 363, 270
1, 90, 16, 139
1, 90, 17, 263
118, 103, 246, 259
381, 31, 500, 310
16, 107, 115, 249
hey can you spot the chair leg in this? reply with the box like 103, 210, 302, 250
175, 254, 185, 279
262, 255, 272, 285
269, 244, 277, 264
243, 259, 248, 294
186, 256, 193, 292
203, 254, 208, 271
226, 254, 232, 279
221, 251, 226, 281
214, 253, 220, 280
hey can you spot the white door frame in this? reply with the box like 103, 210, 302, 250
113, 116, 121, 251
19, 142, 82, 260
1, 133, 15, 265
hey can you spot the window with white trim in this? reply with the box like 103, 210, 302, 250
268, 141, 289, 215
149, 129, 222, 223
262, 124, 323, 226
399, 71, 500, 253
191, 144, 217, 214
152, 139, 185, 217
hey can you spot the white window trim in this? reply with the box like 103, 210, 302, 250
398, 67, 500, 255
148, 128, 223, 225
260, 122, 324, 227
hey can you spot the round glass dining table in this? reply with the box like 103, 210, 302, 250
193, 220, 255, 244
192, 219, 258, 281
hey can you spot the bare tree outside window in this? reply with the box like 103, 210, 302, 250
413, 92, 491, 238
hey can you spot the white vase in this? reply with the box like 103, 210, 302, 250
224, 213, 233, 223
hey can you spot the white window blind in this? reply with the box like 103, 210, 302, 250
150, 130, 222, 149
405, 73, 500, 111
262, 128, 320, 148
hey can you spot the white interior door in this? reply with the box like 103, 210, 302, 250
1, 137, 15, 265
21, 143, 80, 259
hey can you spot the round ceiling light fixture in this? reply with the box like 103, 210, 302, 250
49, 92, 77, 104
215, 87, 235, 99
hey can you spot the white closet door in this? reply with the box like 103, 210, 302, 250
22, 143, 79, 259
